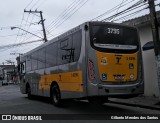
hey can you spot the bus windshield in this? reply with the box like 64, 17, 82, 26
90, 24, 139, 53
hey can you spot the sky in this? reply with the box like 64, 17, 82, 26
0, 0, 158, 65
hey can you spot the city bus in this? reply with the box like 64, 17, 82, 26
19, 21, 144, 106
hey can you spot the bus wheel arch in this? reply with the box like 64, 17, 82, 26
50, 81, 62, 106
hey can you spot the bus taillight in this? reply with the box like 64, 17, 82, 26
89, 59, 94, 80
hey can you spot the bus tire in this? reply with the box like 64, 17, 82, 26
50, 83, 61, 107
26, 84, 32, 99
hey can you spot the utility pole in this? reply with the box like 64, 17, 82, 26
10, 53, 23, 65
148, 0, 160, 99
24, 9, 47, 42
39, 11, 47, 43
148, 0, 160, 55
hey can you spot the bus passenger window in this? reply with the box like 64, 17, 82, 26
46, 42, 57, 67
31, 52, 38, 70
38, 48, 45, 69
58, 36, 72, 64
26, 55, 31, 72
72, 30, 82, 62
60, 39, 68, 49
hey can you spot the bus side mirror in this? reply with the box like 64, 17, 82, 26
142, 41, 154, 51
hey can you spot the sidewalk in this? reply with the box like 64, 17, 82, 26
109, 96, 160, 110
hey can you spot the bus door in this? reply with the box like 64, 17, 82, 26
19, 62, 26, 93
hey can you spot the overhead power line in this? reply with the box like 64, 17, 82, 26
102, 0, 147, 22
25, 0, 41, 10
0, 30, 42, 38
36, 0, 46, 9
0, 40, 43, 49
17, 11, 31, 43
46, 0, 82, 30
112, 0, 126, 21
48, 0, 89, 35
24, 9, 47, 42
22, 14, 36, 42
0, 33, 27, 38
16, 0, 42, 45
0, 24, 35, 30
13, 12, 25, 47
92, 0, 135, 21
25, 0, 34, 9
30, 0, 41, 10
113, 6, 148, 22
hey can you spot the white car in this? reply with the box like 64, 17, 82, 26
8, 80, 14, 84
2, 80, 8, 85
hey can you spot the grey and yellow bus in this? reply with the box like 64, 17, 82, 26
19, 21, 144, 106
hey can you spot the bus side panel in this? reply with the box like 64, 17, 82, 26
81, 25, 88, 98
59, 28, 87, 99
25, 71, 39, 96
44, 66, 59, 97
36, 28, 87, 99
85, 27, 99, 96
35, 69, 47, 96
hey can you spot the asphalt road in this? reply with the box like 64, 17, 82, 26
0, 84, 160, 121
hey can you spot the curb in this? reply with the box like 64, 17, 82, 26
109, 100, 160, 111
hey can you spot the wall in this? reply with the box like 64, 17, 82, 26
138, 24, 160, 97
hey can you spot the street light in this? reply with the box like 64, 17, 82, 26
10, 53, 23, 56
11, 26, 44, 41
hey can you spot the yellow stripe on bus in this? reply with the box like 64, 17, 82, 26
39, 71, 83, 92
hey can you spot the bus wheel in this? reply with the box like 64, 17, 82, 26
51, 84, 61, 107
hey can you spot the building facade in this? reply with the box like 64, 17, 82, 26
0, 65, 16, 84
123, 11, 160, 97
